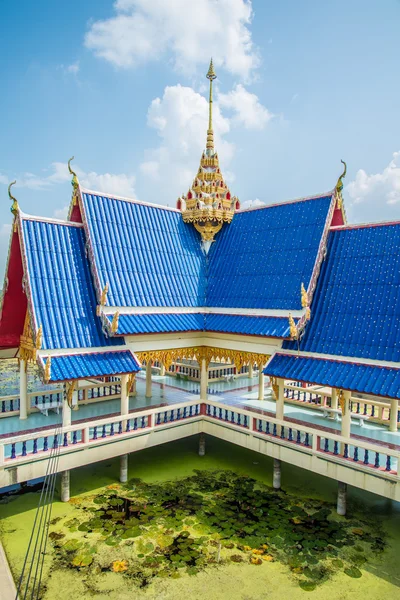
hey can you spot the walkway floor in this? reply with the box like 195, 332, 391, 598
1, 374, 399, 450
0, 541, 17, 600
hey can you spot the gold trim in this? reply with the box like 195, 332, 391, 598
111, 311, 119, 334
8, 181, 18, 216
44, 357, 51, 384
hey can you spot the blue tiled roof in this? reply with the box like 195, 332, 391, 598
207, 195, 333, 309
114, 313, 205, 335
21, 218, 120, 350
107, 312, 295, 337
284, 224, 400, 362
81, 193, 207, 307
43, 350, 140, 382
205, 314, 293, 337
264, 353, 400, 399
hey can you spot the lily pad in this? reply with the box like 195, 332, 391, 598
344, 566, 362, 578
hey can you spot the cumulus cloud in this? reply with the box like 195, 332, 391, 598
85, 0, 260, 79
218, 84, 273, 130
139, 84, 235, 203
346, 151, 400, 221
241, 198, 265, 209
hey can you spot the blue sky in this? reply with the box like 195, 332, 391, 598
1, 0, 400, 275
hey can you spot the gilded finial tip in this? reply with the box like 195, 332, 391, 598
8, 181, 18, 215
206, 58, 217, 81
68, 156, 79, 189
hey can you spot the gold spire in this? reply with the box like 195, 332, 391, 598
68, 156, 79, 190
335, 159, 347, 209
206, 58, 217, 154
8, 181, 18, 216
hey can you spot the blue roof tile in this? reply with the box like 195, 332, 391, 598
264, 353, 400, 399
206, 195, 333, 309
284, 224, 400, 361
81, 193, 207, 307
21, 218, 120, 350
43, 350, 140, 382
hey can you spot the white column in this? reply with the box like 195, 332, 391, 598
61, 471, 70, 502
200, 359, 208, 400
273, 458, 281, 490
120, 374, 129, 415
62, 396, 72, 428
389, 398, 398, 432
120, 454, 128, 483
276, 378, 285, 421
19, 359, 28, 420
248, 363, 254, 378
331, 388, 338, 410
145, 361, 152, 398
341, 390, 352, 439
337, 481, 347, 516
159, 363, 166, 376
258, 369, 264, 401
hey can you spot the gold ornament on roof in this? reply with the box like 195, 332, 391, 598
8, 181, 18, 216
301, 282, 311, 321
111, 311, 120, 334
288, 313, 297, 339
44, 356, 52, 383
179, 59, 239, 246
335, 159, 347, 210
126, 373, 136, 395
36, 325, 43, 350
68, 156, 79, 190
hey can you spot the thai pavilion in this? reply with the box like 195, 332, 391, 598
0, 61, 399, 513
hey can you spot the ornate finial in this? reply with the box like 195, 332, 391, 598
8, 181, 18, 215
288, 313, 297, 339
100, 283, 109, 306
335, 159, 347, 209
300, 283, 308, 308
44, 356, 51, 383
68, 156, 79, 190
36, 325, 43, 350
126, 373, 136, 395
206, 58, 217, 153
111, 311, 119, 334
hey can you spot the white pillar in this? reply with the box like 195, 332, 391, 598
273, 458, 281, 490
331, 388, 338, 410
61, 471, 70, 502
276, 378, 285, 421
198, 432, 206, 456
62, 396, 71, 428
159, 363, 166, 376
258, 369, 264, 400
120, 374, 129, 415
200, 359, 208, 400
132, 377, 137, 397
341, 390, 352, 439
389, 398, 398, 432
120, 454, 128, 483
145, 361, 152, 398
19, 359, 28, 420
248, 363, 254, 378
337, 481, 347, 516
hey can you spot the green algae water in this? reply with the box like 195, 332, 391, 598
1, 436, 400, 599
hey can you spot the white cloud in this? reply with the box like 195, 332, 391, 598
53, 206, 69, 220
0, 223, 11, 237
241, 198, 265, 209
85, 0, 260, 79
66, 62, 80, 74
81, 171, 136, 197
0, 174, 8, 185
346, 151, 400, 221
139, 84, 235, 203
218, 84, 273, 130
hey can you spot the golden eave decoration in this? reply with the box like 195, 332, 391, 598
335, 159, 347, 210
288, 313, 298, 339
178, 59, 240, 245
111, 311, 120, 334
44, 356, 52, 384
8, 181, 18, 216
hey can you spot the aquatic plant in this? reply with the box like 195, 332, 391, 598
50, 470, 386, 590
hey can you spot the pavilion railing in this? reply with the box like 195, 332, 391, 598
0, 400, 398, 491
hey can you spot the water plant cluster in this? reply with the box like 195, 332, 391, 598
49, 470, 385, 591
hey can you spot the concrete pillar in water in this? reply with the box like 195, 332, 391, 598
120, 454, 128, 483
200, 359, 208, 400
61, 471, 70, 502
145, 361, 152, 398
389, 398, 398, 432
120, 373, 129, 415
273, 459, 281, 490
258, 370, 265, 401
248, 363, 254, 378
19, 359, 28, 420
337, 481, 347, 516
198, 433, 206, 456
159, 363, 166, 376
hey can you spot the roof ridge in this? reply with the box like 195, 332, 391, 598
80, 187, 180, 213
20, 212, 84, 227
238, 190, 335, 213
330, 219, 400, 231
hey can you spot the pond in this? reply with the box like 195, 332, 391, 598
1, 436, 399, 599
